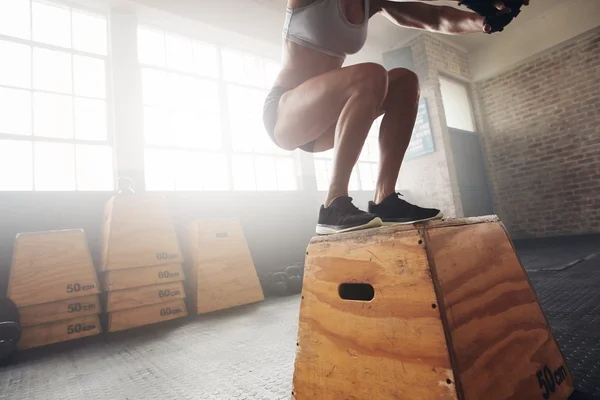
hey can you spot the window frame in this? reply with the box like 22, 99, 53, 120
0, 0, 115, 191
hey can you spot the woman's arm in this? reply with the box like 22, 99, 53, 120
370, 1, 487, 34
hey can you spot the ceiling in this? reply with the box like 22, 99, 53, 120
129, 0, 600, 73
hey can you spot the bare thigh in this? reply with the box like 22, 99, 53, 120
273, 62, 388, 152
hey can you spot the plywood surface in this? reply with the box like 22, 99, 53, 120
187, 219, 264, 314
426, 222, 574, 400
108, 299, 187, 332
18, 315, 101, 350
102, 263, 185, 291
8, 230, 100, 308
105, 281, 185, 312
19, 295, 101, 327
293, 229, 457, 400
100, 195, 183, 271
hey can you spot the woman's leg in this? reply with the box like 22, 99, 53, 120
273, 62, 389, 234
368, 68, 443, 224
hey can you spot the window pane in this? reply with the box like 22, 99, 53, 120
0, 140, 32, 190
172, 110, 221, 150
33, 92, 73, 139
0, 87, 31, 135
165, 33, 193, 72
314, 159, 329, 191
73, 55, 105, 98
32, 1, 71, 48
358, 162, 376, 191
72, 11, 107, 55
141, 68, 167, 106
166, 74, 218, 112
222, 49, 264, 87
75, 97, 106, 140
254, 155, 277, 191
440, 77, 475, 132
76, 144, 113, 190
193, 41, 218, 78
34, 142, 75, 191
0, 40, 31, 88
227, 85, 264, 119
232, 155, 256, 191
199, 153, 228, 191
349, 166, 360, 191
145, 148, 175, 190
173, 150, 202, 191
0, 0, 30, 39
143, 105, 170, 146
137, 27, 165, 67
33, 48, 72, 93
276, 157, 297, 191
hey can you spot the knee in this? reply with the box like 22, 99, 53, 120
388, 68, 420, 98
352, 62, 389, 104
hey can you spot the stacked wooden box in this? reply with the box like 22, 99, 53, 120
8, 230, 102, 350
184, 218, 264, 314
99, 195, 188, 332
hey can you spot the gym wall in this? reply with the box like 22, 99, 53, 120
477, 29, 600, 238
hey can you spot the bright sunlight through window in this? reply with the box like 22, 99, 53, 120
0, 0, 113, 191
138, 25, 297, 192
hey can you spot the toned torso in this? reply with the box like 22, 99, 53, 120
274, 0, 371, 89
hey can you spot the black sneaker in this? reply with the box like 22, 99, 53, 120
368, 193, 443, 225
317, 196, 382, 235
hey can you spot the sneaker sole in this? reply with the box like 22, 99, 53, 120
316, 217, 383, 235
381, 211, 445, 226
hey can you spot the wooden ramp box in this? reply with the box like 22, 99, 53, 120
293, 216, 575, 400
8, 230, 101, 307
100, 195, 184, 271
100, 194, 188, 332
184, 218, 264, 314
107, 300, 187, 333
18, 315, 101, 350
8, 230, 102, 349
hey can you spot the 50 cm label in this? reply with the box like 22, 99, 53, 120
537, 363, 569, 399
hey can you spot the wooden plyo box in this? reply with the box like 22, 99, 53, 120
18, 315, 101, 350
105, 281, 186, 312
102, 263, 185, 291
184, 218, 264, 314
19, 295, 101, 327
8, 230, 100, 308
293, 216, 575, 400
107, 300, 187, 332
100, 195, 184, 271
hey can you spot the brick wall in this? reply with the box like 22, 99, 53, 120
389, 34, 474, 217
477, 30, 600, 238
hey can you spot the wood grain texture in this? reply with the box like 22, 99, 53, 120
108, 299, 187, 332
186, 218, 264, 314
19, 295, 101, 327
18, 315, 101, 350
293, 229, 457, 400
100, 195, 183, 271
426, 221, 574, 400
105, 281, 186, 312
8, 230, 100, 308
101, 263, 185, 291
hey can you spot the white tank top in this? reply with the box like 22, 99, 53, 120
283, 0, 370, 60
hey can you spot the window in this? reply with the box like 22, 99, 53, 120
313, 117, 381, 192
439, 76, 475, 132
223, 48, 297, 191
139, 26, 297, 191
0, 0, 113, 191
